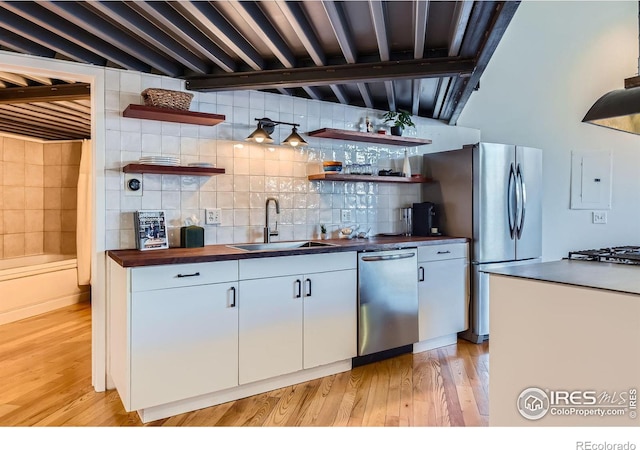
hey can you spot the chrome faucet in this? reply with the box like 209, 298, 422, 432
264, 197, 280, 243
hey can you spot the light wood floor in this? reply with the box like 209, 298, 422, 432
0, 301, 489, 427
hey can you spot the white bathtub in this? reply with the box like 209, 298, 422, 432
0, 254, 90, 325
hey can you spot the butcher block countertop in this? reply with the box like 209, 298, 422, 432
483, 259, 640, 296
107, 236, 468, 268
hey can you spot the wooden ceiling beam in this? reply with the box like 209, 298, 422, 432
0, 83, 90, 104
447, 1, 520, 124
186, 57, 475, 92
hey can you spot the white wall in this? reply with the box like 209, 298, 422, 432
458, 0, 640, 261
104, 69, 479, 249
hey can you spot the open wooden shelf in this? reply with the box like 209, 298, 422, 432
308, 173, 432, 184
123, 164, 225, 176
306, 128, 432, 146
122, 104, 225, 126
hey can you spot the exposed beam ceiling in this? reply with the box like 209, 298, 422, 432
0, 1, 521, 140
186, 57, 476, 91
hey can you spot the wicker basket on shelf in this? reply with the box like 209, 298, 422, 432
140, 88, 193, 110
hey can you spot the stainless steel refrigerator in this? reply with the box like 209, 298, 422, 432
423, 143, 542, 343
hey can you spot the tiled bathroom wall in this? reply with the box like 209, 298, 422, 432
0, 135, 80, 259
43, 141, 81, 256
104, 69, 480, 250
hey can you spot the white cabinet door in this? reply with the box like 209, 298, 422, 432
303, 269, 357, 369
239, 275, 303, 385
130, 282, 238, 410
418, 258, 468, 342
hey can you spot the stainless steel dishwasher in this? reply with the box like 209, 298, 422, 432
357, 248, 419, 356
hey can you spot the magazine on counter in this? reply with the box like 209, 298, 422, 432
134, 210, 169, 250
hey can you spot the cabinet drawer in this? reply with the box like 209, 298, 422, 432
131, 261, 238, 292
239, 252, 357, 280
418, 243, 467, 262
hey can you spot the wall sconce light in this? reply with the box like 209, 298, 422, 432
246, 117, 308, 147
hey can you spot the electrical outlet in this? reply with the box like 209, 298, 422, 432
341, 209, 352, 222
205, 208, 222, 225
124, 173, 142, 196
592, 211, 607, 224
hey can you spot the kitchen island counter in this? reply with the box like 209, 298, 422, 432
487, 259, 640, 427
107, 235, 467, 267
483, 259, 640, 295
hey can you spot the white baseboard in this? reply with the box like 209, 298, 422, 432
413, 334, 458, 353
137, 359, 352, 423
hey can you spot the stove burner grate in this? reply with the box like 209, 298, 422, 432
568, 246, 640, 265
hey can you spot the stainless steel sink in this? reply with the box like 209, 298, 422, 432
228, 240, 337, 252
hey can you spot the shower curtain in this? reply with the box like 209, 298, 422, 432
76, 139, 92, 286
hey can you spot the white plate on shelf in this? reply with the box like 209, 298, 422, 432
187, 162, 215, 168
139, 156, 181, 165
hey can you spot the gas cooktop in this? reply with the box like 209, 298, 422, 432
568, 246, 640, 265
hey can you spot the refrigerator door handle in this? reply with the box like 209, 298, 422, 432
507, 163, 517, 239
516, 163, 527, 239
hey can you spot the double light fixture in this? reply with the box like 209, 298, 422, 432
246, 117, 308, 147
582, 1, 640, 135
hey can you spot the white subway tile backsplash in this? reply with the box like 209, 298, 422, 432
233, 192, 250, 209
141, 119, 162, 134
121, 132, 142, 152
181, 124, 199, 138
249, 92, 265, 111
264, 160, 279, 177
141, 134, 162, 154
234, 158, 250, 175
105, 90, 120, 111
249, 192, 264, 209
161, 191, 180, 210
120, 72, 141, 93
102, 68, 475, 250
217, 192, 234, 209
161, 136, 181, 154
180, 137, 198, 155
161, 122, 181, 138
161, 175, 180, 191
204, 228, 217, 245
249, 208, 263, 226
160, 77, 182, 90
234, 209, 249, 226
293, 225, 307, 241
198, 124, 218, 139
249, 158, 264, 175
121, 195, 142, 211
319, 208, 333, 224
140, 74, 162, 89
142, 190, 162, 209
249, 176, 264, 192
234, 175, 250, 192
120, 230, 136, 249
181, 191, 199, 210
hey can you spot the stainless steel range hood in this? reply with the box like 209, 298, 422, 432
582, 2, 640, 135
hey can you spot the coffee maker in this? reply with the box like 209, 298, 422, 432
412, 202, 439, 236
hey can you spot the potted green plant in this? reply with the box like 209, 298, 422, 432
320, 224, 328, 240
382, 110, 415, 136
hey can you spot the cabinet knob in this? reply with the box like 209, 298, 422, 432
418, 266, 425, 282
